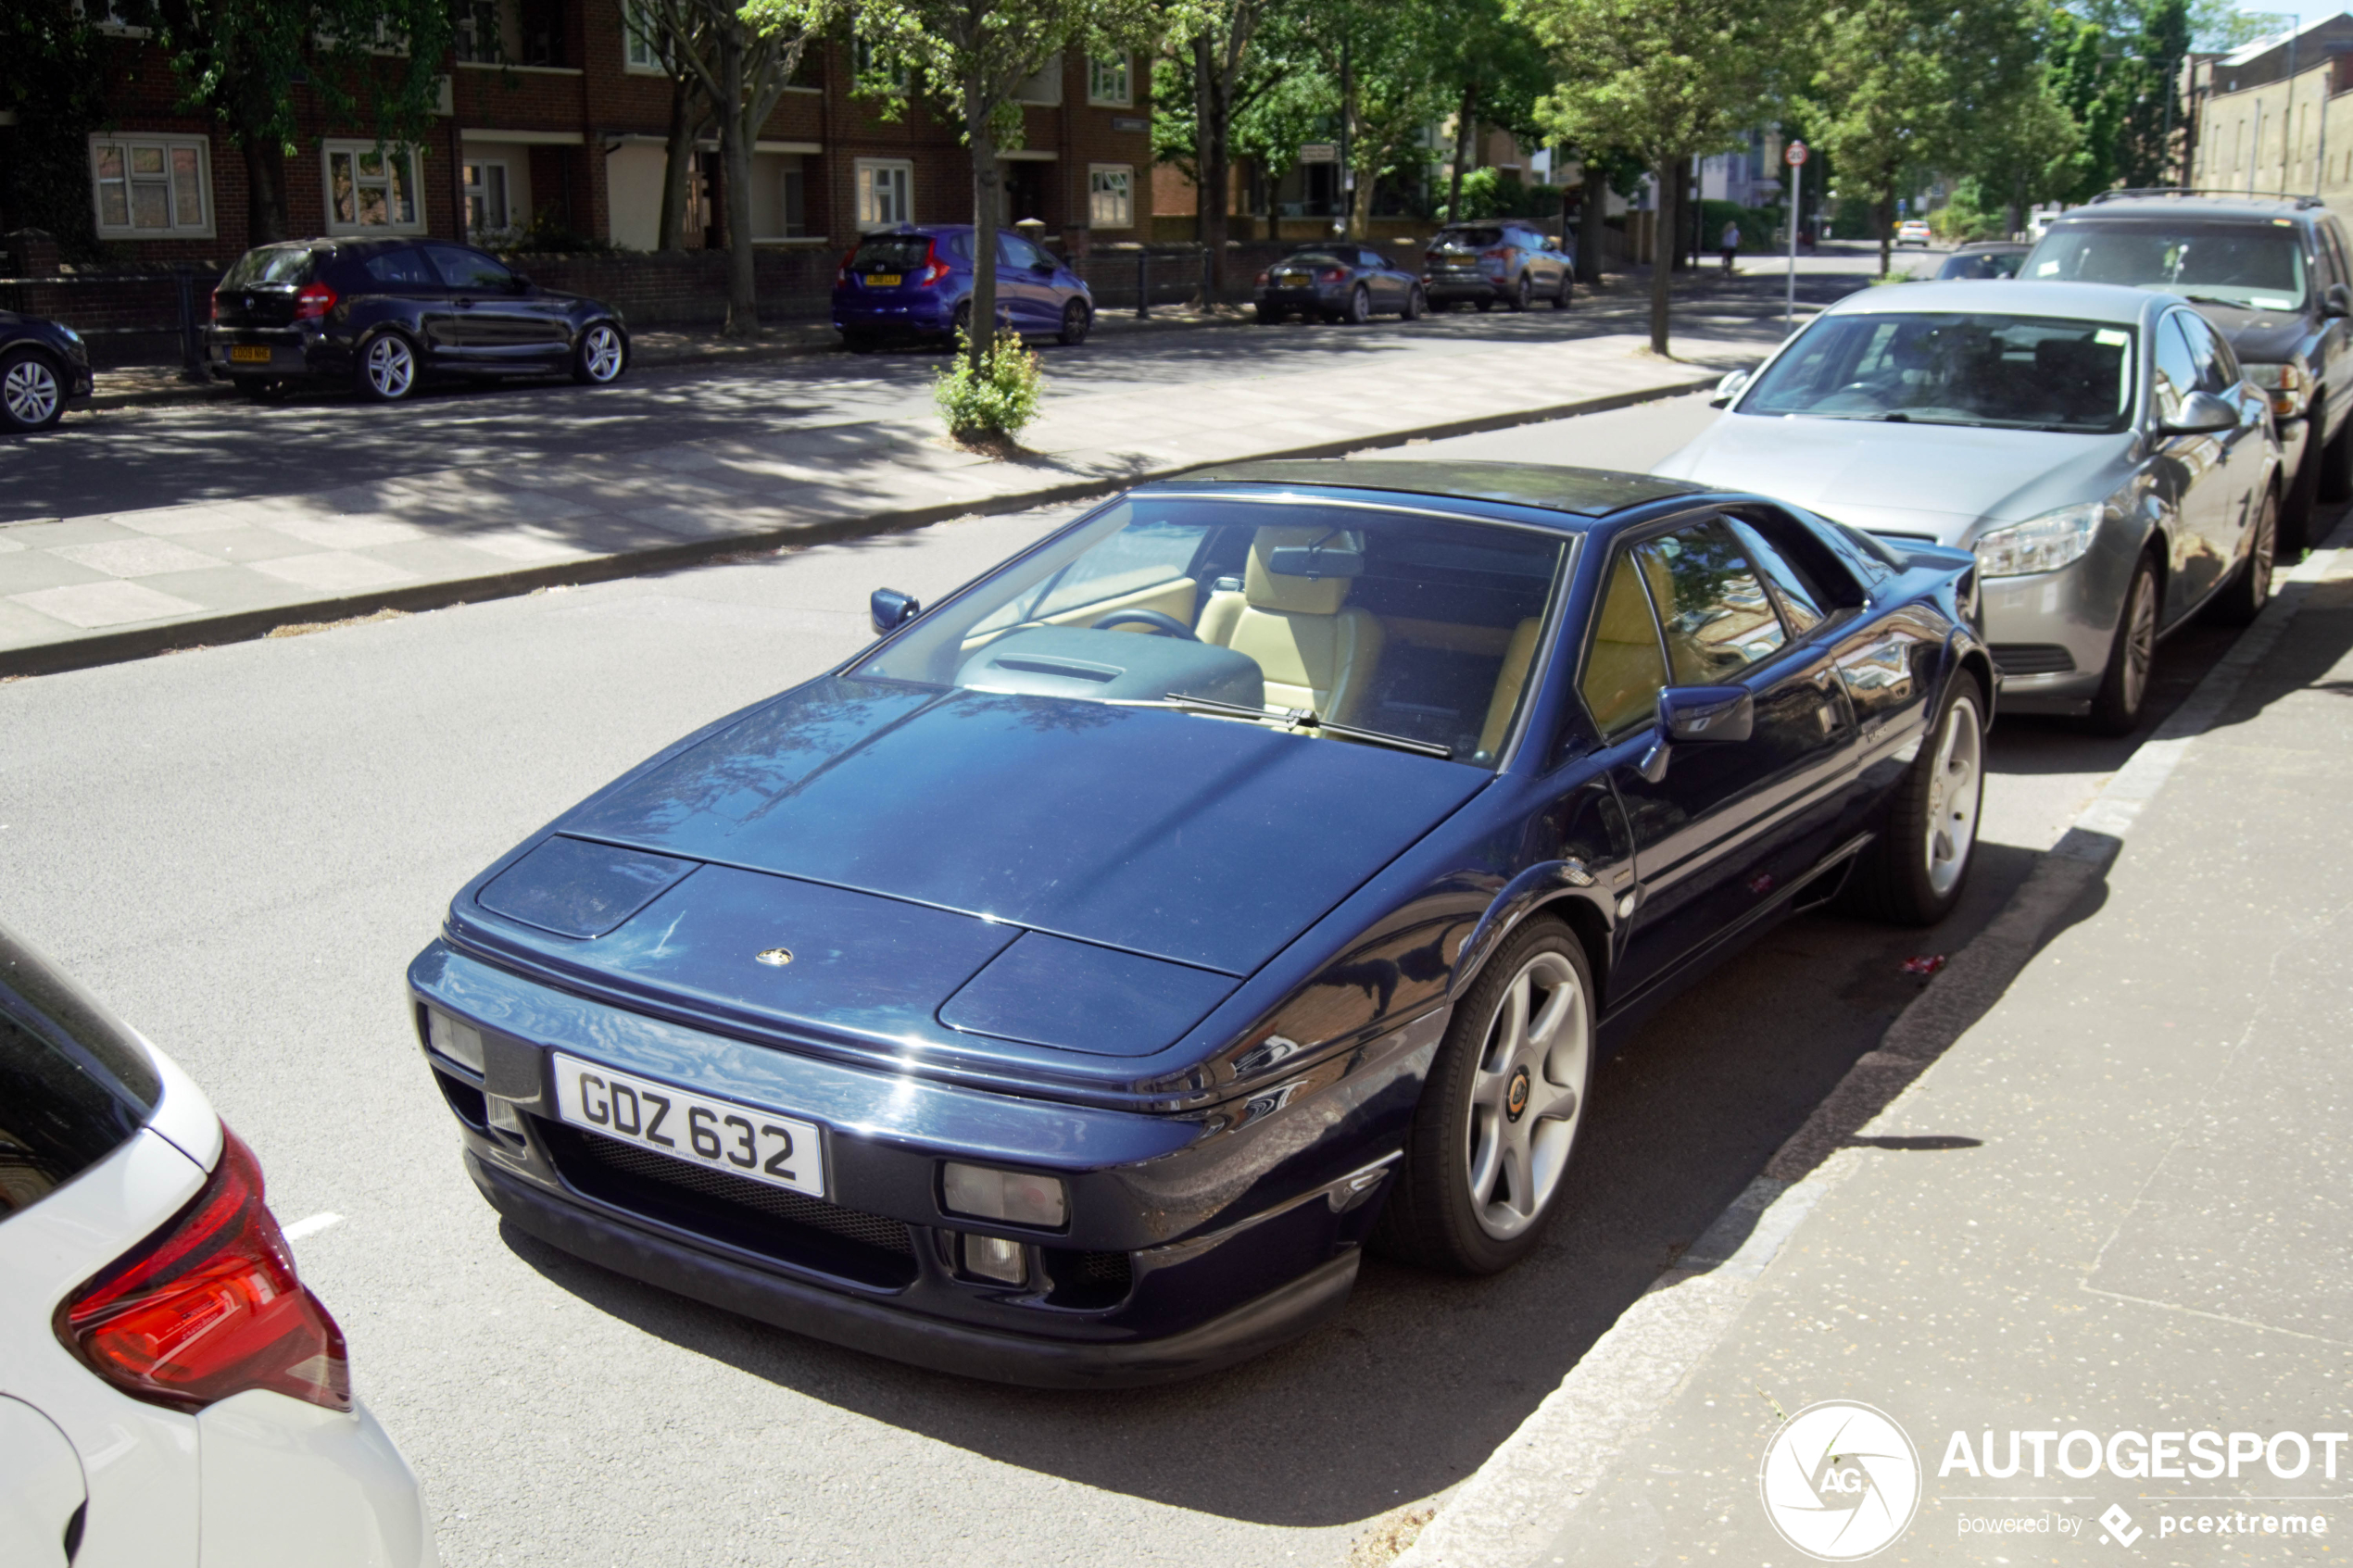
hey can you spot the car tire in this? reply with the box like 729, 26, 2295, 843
841, 329, 879, 354
1255, 304, 1285, 325
0, 347, 67, 433
1402, 285, 1425, 320
2319, 408, 2353, 503
354, 331, 420, 403
1843, 671, 1988, 926
572, 321, 627, 385
1509, 273, 1532, 312
2208, 488, 2279, 627
950, 300, 974, 344
233, 376, 282, 403
1346, 284, 1372, 324
2282, 431, 2322, 552
1552, 274, 1572, 309
1372, 916, 1595, 1275
2087, 551, 2160, 736
1057, 299, 1091, 346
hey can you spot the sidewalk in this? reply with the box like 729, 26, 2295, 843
1399, 532, 2353, 1565
2, 315, 1779, 677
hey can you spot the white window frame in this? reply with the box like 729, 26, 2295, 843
89, 134, 214, 239
623, 0, 663, 74
1014, 51, 1063, 107
462, 158, 512, 238
321, 140, 427, 235
1087, 54, 1130, 107
1088, 163, 1133, 230
854, 158, 913, 230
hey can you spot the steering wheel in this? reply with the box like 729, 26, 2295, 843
1091, 608, 1199, 640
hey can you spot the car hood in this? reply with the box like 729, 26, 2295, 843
447, 680, 1484, 1060
1654, 411, 2138, 545
2179, 298, 2314, 365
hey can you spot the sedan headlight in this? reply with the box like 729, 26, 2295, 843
2244, 360, 2308, 420
1973, 503, 2104, 577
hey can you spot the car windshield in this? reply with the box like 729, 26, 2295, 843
1282, 251, 1348, 268
852, 235, 931, 272
1938, 250, 2023, 280
1739, 311, 2137, 433
855, 496, 1569, 766
221, 245, 317, 287
2026, 220, 2310, 311
1432, 227, 1504, 250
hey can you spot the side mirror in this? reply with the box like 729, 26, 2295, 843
510, 272, 534, 293
2326, 282, 2352, 319
2162, 389, 2239, 436
1709, 370, 1750, 408
870, 587, 921, 635
1637, 685, 1755, 782
1033, 258, 1056, 274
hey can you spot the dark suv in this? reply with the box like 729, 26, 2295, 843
208, 237, 630, 405
2023, 192, 2353, 547
1422, 221, 1574, 311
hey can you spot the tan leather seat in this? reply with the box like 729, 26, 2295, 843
1477, 618, 1544, 758
1580, 553, 1669, 734
1197, 526, 1385, 721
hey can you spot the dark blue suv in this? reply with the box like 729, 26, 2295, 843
833, 226, 1094, 351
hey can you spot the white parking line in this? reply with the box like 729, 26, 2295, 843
282, 1212, 344, 1241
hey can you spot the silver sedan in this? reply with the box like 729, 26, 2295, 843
1654, 280, 2282, 732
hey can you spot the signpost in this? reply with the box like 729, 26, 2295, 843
1784, 139, 1808, 332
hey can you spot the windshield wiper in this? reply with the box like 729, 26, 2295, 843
2178, 294, 2255, 309
1162, 692, 1456, 759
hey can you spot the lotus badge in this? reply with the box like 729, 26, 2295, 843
754, 947, 794, 967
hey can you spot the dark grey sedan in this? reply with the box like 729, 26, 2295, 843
1253, 245, 1426, 325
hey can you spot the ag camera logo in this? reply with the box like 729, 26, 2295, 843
1760, 1401, 1923, 1560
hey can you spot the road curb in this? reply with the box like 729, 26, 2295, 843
1390, 528, 2350, 1568
4, 368, 1729, 682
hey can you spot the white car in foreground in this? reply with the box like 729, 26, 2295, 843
0, 921, 434, 1568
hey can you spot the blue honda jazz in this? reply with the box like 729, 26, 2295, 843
833, 225, 1095, 351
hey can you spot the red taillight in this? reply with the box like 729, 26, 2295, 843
917, 239, 951, 286
1255, 270, 1270, 285
294, 282, 337, 320
208, 290, 220, 322
836, 247, 857, 286
55, 1127, 350, 1415
1317, 266, 1346, 282
1482, 247, 1511, 262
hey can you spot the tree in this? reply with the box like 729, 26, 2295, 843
621, 0, 715, 253
120, 0, 453, 245
2, 0, 108, 259
1515, 0, 1797, 353
2188, 0, 2284, 52
1803, 0, 2041, 274
1298, 0, 1451, 238
1432, 0, 1554, 224
1167, 0, 1284, 293
838, 0, 1163, 371
640, 0, 837, 331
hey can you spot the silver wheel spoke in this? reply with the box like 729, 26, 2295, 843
1463, 948, 1590, 1240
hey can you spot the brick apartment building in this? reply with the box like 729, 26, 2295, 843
5, 1, 1156, 270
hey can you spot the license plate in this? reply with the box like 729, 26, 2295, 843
1275, 272, 1307, 285
864, 273, 901, 287
229, 345, 272, 363
550, 1053, 825, 1198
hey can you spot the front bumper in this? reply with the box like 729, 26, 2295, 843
1976, 539, 2145, 713
409, 940, 1425, 1386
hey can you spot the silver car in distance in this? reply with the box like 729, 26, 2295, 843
1654, 280, 2282, 733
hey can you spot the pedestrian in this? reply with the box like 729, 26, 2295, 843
1719, 220, 1741, 273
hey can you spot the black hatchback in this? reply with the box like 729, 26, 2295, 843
208, 238, 630, 404
1, 309, 95, 433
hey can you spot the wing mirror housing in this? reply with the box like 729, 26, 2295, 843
2326, 282, 2352, 319
510, 272, 534, 293
870, 587, 921, 634
2162, 389, 2240, 436
1637, 685, 1755, 782
1709, 370, 1750, 408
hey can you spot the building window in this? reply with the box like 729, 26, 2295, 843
853, 35, 909, 95
623, 0, 661, 72
855, 158, 912, 229
89, 135, 213, 238
464, 160, 511, 237
1088, 163, 1133, 229
323, 142, 425, 233
1087, 54, 1130, 107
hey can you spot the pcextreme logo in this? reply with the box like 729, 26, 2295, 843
1759, 1401, 1924, 1561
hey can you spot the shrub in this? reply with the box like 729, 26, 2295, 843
934, 328, 1044, 445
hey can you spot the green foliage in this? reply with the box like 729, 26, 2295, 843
2188, 0, 2286, 51
1930, 179, 2013, 239
1516, 0, 1798, 167
1, 0, 107, 260
1698, 198, 1785, 251
934, 328, 1044, 442
494, 206, 620, 256
1441, 169, 1568, 220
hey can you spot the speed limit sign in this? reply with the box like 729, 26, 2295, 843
1786, 140, 1809, 167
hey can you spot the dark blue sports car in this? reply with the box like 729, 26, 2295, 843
408, 460, 1991, 1386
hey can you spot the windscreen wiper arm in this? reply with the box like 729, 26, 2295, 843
1163, 692, 1456, 759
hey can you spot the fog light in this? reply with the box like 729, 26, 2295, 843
962, 1234, 1026, 1286
486, 1096, 525, 1136
942, 1161, 1067, 1228
426, 1009, 484, 1075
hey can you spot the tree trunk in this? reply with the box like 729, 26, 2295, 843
240, 136, 288, 245
1650, 155, 1675, 356
718, 31, 758, 334
1579, 165, 1606, 285
967, 94, 1000, 373
659, 73, 698, 254
1448, 82, 1477, 220
1876, 192, 1894, 276
1195, 37, 1230, 295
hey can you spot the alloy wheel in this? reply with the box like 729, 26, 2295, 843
581, 324, 623, 382
2120, 569, 2158, 715
4, 358, 61, 428
1463, 948, 1590, 1240
365, 335, 415, 399
1921, 693, 1983, 898
1349, 285, 1370, 324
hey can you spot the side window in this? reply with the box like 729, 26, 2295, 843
1361, 249, 1388, 270
424, 243, 513, 292
2153, 314, 2198, 422
1633, 519, 1789, 684
363, 245, 435, 287
1581, 553, 1670, 736
1726, 517, 1826, 633
2174, 310, 2232, 394
2322, 220, 2353, 291
1000, 233, 1047, 270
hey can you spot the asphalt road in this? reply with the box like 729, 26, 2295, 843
0, 375, 2256, 1568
